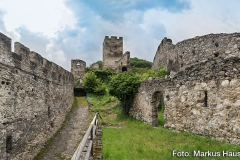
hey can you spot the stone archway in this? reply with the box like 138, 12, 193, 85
122, 66, 127, 72
151, 91, 164, 127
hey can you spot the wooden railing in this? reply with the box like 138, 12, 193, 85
71, 112, 100, 160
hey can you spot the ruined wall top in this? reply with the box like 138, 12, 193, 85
0, 32, 73, 83
0, 32, 11, 52
152, 32, 240, 72
104, 36, 123, 41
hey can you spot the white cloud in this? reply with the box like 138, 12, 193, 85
46, 39, 67, 64
1, 0, 240, 71
0, 0, 77, 38
141, 0, 240, 44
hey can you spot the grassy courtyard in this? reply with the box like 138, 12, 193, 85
87, 93, 240, 160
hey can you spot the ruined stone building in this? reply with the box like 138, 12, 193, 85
71, 59, 86, 84
103, 36, 132, 72
1, 29, 240, 160
0, 32, 74, 160
130, 32, 240, 145
71, 59, 86, 96
91, 63, 100, 70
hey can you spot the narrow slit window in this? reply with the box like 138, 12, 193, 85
204, 91, 208, 107
6, 135, 13, 153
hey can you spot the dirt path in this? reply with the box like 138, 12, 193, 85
39, 98, 90, 160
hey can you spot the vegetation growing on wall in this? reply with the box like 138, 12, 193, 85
92, 69, 115, 83
129, 57, 169, 80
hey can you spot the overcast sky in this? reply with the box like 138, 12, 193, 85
0, 0, 239, 71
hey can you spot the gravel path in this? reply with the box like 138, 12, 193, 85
39, 106, 89, 160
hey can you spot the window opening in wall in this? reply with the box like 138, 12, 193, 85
122, 66, 127, 72
204, 91, 208, 107
6, 82, 10, 85
2, 81, 5, 85
215, 42, 219, 47
48, 106, 51, 118
6, 135, 13, 153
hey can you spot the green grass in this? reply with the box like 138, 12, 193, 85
75, 96, 88, 107
87, 93, 240, 160
87, 92, 118, 110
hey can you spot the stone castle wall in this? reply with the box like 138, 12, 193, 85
103, 36, 123, 70
115, 51, 132, 72
131, 33, 240, 145
152, 33, 240, 72
131, 57, 240, 145
0, 32, 74, 160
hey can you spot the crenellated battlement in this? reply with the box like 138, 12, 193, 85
0, 32, 74, 160
104, 36, 123, 40
0, 32, 73, 84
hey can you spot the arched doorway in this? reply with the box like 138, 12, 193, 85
122, 66, 127, 72
151, 91, 164, 127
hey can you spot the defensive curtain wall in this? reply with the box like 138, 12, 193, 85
0, 32, 74, 160
130, 33, 240, 145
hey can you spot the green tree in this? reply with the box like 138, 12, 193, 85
130, 57, 152, 69
93, 69, 115, 83
94, 83, 107, 95
82, 71, 106, 95
108, 72, 140, 115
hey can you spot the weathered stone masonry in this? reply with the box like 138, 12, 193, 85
0, 32, 74, 160
152, 33, 240, 72
103, 36, 132, 72
131, 33, 240, 145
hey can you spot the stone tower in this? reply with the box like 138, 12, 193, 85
71, 59, 86, 82
103, 36, 123, 69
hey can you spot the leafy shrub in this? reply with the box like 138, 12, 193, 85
94, 82, 107, 95
153, 66, 169, 77
93, 69, 115, 84
82, 71, 106, 95
108, 72, 140, 115
130, 57, 152, 69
